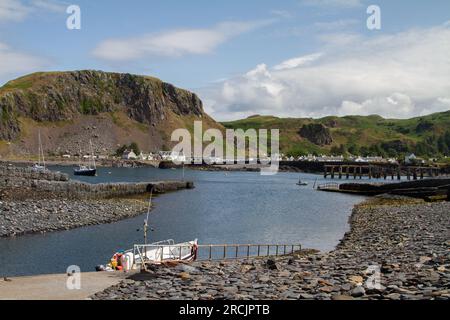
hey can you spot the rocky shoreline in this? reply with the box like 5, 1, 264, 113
0, 198, 148, 237
0, 164, 193, 237
92, 197, 450, 300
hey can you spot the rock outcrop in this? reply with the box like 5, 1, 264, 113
298, 123, 333, 146
0, 70, 221, 155
0, 71, 201, 138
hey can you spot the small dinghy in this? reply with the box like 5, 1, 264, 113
296, 179, 308, 186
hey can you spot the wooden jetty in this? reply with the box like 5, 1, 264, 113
323, 164, 442, 181
317, 178, 450, 200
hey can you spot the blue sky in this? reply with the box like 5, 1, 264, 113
1, 0, 450, 120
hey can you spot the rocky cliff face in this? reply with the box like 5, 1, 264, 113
0, 70, 207, 140
0, 70, 220, 155
298, 123, 333, 146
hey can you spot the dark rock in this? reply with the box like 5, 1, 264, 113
266, 259, 278, 270
298, 123, 332, 146
351, 286, 366, 297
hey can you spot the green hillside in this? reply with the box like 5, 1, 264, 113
222, 112, 450, 159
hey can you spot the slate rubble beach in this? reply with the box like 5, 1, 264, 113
92, 198, 450, 300
0, 164, 193, 237
0, 198, 147, 237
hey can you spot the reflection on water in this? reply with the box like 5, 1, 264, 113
0, 166, 367, 276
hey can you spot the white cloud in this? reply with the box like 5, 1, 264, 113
0, 0, 66, 23
301, 0, 363, 8
313, 19, 359, 30
339, 93, 415, 118
273, 53, 323, 70
93, 19, 275, 61
201, 23, 450, 121
270, 10, 293, 19
0, 0, 30, 22
0, 42, 46, 82
31, 0, 66, 13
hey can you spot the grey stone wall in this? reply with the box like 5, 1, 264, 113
0, 165, 69, 187
27, 180, 193, 199
0, 164, 193, 200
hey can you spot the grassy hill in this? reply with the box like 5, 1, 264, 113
0, 70, 222, 157
222, 112, 450, 159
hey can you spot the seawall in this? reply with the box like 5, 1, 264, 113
0, 164, 194, 200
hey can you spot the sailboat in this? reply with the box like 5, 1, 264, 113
74, 140, 97, 176
31, 130, 46, 172
296, 177, 308, 186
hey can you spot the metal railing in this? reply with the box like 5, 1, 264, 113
196, 243, 302, 261
132, 243, 302, 266
317, 182, 340, 190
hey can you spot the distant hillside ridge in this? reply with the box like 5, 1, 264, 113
222, 112, 450, 159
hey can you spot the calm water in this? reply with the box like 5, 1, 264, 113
0, 166, 367, 277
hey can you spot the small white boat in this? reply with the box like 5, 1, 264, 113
133, 239, 198, 265
31, 163, 46, 172
296, 179, 308, 186
101, 192, 198, 272
104, 239, 198, 272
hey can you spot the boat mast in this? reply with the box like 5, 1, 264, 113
38, 130, 45, 169
41, 132, 45, 169
182, 161, 185, 181
37, 130, 41, 166
90, 140, 96, 169
143, 188, 153, 246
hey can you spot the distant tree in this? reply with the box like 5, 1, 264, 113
115, 144, 128, 156
331, 144, 347, 155
437, 136, 449, 155
129, 142, 140, 155
368, 144, 385, 157
386, 148, 398, 158
330, 146, 340, 155
415, 141, 437, 157
347, 144, 359, 155
359, 146, 369, 157
445, 131, 450, 147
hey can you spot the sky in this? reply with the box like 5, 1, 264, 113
1, 0, 450, 121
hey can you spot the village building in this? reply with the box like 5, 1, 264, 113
122, 150, 137, 160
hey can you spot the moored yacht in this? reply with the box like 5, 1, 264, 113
31, 130, 46, 172
74, 140, 97, 176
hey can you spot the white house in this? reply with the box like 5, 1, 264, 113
405, 153, 425, 165
316, 155, 344, 162
138, 152, 148, 161
404, 153, 417, 164
122, 150, 137, 160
